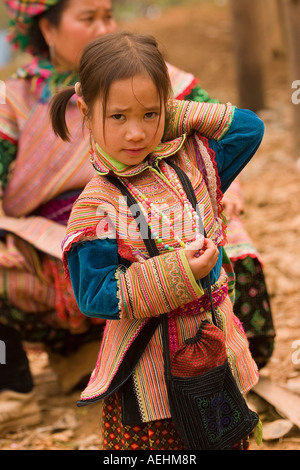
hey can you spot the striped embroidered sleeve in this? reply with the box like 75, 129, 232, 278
164, 99, 236, 142
117, 248, 204, 319
0, 88, 19, 198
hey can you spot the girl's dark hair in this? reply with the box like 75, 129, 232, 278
50, 31, 172, 141
29, 0, 70, 56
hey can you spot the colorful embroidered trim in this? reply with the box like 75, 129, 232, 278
4, 0, 60, 52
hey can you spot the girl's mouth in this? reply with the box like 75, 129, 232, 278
124, 148, 145, 156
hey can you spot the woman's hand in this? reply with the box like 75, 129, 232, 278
222, 194, 243, 219
185, 238, 219, 280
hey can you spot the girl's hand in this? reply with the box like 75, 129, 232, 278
185, 238, 219, 280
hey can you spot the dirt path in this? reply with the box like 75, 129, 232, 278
1, 1, 300, 451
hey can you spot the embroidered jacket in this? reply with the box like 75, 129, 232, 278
0, 58, 237, 335
63, 101, 264, 423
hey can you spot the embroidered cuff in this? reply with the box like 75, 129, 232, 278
118, 249, 204, 319
164, 99, 235, 142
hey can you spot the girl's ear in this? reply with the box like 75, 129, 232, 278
77, 97, 90, 128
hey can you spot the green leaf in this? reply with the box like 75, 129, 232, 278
254, 419, 263, 446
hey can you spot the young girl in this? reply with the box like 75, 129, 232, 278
50, 31, 263, 450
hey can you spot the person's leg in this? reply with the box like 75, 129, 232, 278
0, 324, 41, 435
0, 324, 33, 393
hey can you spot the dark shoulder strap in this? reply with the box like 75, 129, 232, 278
167, 160, 206, 236
166, 161, 217, 324
106, 175, 159, 258
106, 161, 217, 325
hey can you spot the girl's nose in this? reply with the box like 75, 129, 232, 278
126, 124, 146, 142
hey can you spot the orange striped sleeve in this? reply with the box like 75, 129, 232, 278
118, 248, 204, 319
164, 99, 236, 142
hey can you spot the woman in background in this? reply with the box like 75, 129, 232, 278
0, 0, 117, 434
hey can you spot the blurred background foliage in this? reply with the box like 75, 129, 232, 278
0, 0, 226, 77
112, 0, 224, 20
0, 0, 224, 27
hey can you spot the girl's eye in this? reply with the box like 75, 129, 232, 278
112, 114, 125, 121
145, 112, 158, 119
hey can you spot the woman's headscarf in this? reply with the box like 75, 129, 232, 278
3, 0, 61, 52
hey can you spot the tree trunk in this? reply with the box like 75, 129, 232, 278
230, 0, 265, 111
257, 0, 287, 60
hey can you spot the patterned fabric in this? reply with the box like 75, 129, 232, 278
223, 181, 261, 262
225, 217, 262, 262
103, 393, 185, 451
167, 62, 199, 101
102, 392, 250, 451
92, 135, 185, 177
62, 145, 226, 279
0, 57, 80, 208
0, 298, 104, 355
1, 78, 93, 218
77, 260, 258, 421
62, 122, 232, 269
118, 248, 204, 320
164, 99, 235, 143
0, 139, 17, 192
4, 0, 61, 52
14, 57, 77, 103
0, 58, 95, 340
232, 256, 275, 369
32, 191, 80, 225
167, 62, 219, 103
127, 294, 257, 424
168, 67, 275, 369
170, 320, 228, 377
67, 106, 264, 419
0, 61, 230, 350
222, 182, 275, 368
0, 234, 104, 335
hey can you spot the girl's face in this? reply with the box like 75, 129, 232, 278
79, 74, 166, 167
39, 0, 117, 70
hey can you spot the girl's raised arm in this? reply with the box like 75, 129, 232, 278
164, 99, 235, 142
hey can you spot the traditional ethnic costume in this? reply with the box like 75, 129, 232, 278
0, 0, 105, 358
0, 56, 106, 352
62, 99, 263, 450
